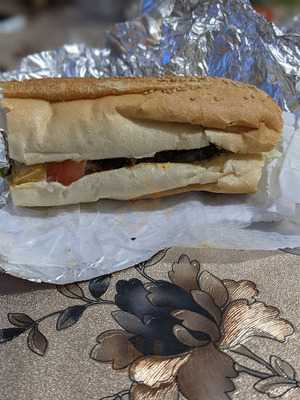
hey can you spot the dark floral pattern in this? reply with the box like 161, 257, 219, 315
0, 250, 299, 400
0, 275, 113, 356
91, 253, 298, 400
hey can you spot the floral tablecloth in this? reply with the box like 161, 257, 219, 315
0, 248, 299, 400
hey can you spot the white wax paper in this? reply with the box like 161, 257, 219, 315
0, 112, 299, 284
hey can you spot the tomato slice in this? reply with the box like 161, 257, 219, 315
47, 160, 87, 186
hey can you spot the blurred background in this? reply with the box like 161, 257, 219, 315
252, 0, 300, 22
0, 0, 299, 72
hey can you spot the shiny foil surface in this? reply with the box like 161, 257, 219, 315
0, 102, 10, 207
0, 0, 299, 110
0, 130, 8, 172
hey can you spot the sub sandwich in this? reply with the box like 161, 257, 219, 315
1, 76, 282, 207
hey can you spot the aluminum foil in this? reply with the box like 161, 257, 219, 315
0, 87, 9, 169
0, 130, 8, 171
0, 0, 300, 109
0, 93, 10, 206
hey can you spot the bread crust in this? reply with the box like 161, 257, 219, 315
3, 77, 282, 164
10, 154, 264, 207
2, 77, 281, 205
2, 76, 282, 133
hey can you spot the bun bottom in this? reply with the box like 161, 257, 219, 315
10, 154, 264, 207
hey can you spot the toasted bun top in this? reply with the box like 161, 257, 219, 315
1, 76, 283, 134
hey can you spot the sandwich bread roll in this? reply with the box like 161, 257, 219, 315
1, 76, 283, 207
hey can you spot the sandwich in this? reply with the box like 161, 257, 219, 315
1, 76, 282, 207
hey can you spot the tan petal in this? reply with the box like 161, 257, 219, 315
173, 324, 210, 347
177, 344, 237, 400
131, 382, 179, 400
178, 254, 198, 265
220, 300, 294, 349
173, 309, 220, 342
223, 279, 258, 303
191, 290, 222, 325
168, 255, 200, 291
129, 354, 190, 388
198, 271, 228, 308
90, 330, 141, 370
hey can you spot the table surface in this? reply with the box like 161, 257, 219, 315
1, 247, 299, 400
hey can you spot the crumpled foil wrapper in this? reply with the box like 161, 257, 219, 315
1, 0, 300, 109
0, 130, 8, 171
1, 0, 300, 283
0, 89, 9, 172
0, 130, 9, 208
0, 100, 10, 208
